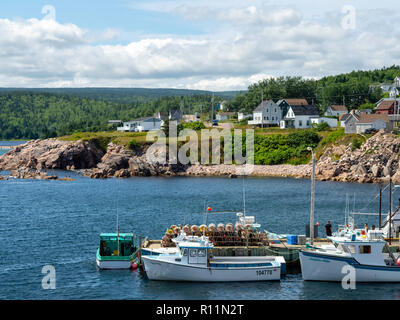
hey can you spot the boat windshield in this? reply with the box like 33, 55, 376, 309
99, 236, 135, 257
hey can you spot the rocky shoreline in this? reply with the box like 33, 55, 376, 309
0, 130, 399, 184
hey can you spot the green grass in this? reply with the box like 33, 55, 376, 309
59, 131, 150, 151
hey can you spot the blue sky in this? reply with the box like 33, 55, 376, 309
0, 1, 207, 41
0, 1, 399, 89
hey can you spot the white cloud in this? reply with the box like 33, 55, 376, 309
0, 3, 400, 90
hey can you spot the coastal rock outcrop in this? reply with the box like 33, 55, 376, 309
316, 130, 400, 184
0, 139, 104, 172
1, 130, 400, 184
87, 143, 189, 178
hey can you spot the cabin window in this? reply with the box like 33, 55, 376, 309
347, 245, 356, 254
338, 244, 349, 253
189, 249, 197, 257
198, 249, 206, 257
181, 248, 188, 256
359, 245, 371, 254
299, 120, 302, 127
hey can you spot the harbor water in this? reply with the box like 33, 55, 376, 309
1, 147, 400, 299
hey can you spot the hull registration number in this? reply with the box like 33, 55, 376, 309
256, 269, 272, 276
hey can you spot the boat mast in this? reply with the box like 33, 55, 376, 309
307, 147, 315, 244
242, 175, 246, 217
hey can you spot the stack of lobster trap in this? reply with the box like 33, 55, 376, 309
161, 222, 269, 248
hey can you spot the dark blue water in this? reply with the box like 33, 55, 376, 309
1, 167, 400, 300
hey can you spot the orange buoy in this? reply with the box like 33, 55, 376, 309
131, 262, 138, 270
397, 257, 400, 266
207, 207, 212, 211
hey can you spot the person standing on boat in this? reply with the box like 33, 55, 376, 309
325, 221, 333, 237
364, 223, 369, 232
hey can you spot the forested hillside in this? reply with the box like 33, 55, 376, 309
226, 66, 400, 113
0, 88, 240, 104
0, 92, 220, 139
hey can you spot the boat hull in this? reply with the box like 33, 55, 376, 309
300, 250, 400, 282
96, 258, 132, 269
96, 249, 133, 269
142, 256, 280, 282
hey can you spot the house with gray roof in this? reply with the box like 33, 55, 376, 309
280, 105, 319, 129
324, 105, 347, 117
248, 100, 281, 127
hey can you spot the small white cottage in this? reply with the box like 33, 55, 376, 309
117, 117, 161, 132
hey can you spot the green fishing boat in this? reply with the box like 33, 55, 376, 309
96, 232, 137, 269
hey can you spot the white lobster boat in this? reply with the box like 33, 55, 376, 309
142, 233, 284, 282
300, 229, 400, 282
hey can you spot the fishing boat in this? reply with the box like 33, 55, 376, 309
299, 229, 400, 282
142, 232, 284, 282
141, 210, 267, 256
96, 232, 137, 269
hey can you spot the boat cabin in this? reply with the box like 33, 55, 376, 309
329, 230, 397, 267
174, 235, 213, 265
99, 233, 136, 257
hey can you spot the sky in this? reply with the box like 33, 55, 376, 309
0, 0, 399, 90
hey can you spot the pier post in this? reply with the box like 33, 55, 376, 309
379, 184, 382, 229
307, 147, 315, 245
389, 178, 392, 245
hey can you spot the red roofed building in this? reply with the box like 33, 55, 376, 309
376, 99, 400, 115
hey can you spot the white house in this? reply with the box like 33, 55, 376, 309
280, 105, 319, 129
310, 117, 338, 128
324, 105, 347, 117
390, 87, 399, 99
117, 117, 161, 132
395, 76, 400, 88
248, 100, 281, 126
344, 112, 360, 134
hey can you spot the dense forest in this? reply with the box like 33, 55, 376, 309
0, 92, 222, 139
226, 66, 400, 114
1, 66, 400, 139
0, 88, 240, 104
